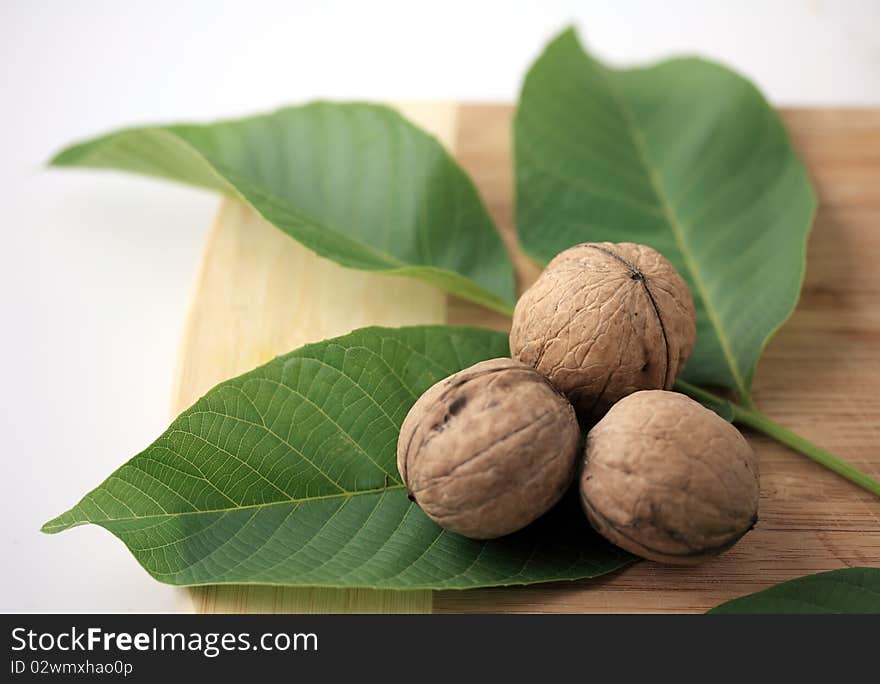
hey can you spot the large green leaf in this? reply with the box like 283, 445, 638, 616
516, 28, 815, 400
708, 568, 880, 614
43, 326, 630, 589
51, 103, 515, 314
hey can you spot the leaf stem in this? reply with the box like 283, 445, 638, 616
675, 379, 880, 499
739, 393, 758, 412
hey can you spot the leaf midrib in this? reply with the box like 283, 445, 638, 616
158, 130, 411, 270
55, 117, 518, 313
65, 128, 473, 276
43, 484, 407, 532
597, 65, 751, 402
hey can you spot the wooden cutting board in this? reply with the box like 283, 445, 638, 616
172, 104, 880, 613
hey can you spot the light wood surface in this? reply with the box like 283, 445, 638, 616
174, 104, 880, 613
172, 103, 457, 613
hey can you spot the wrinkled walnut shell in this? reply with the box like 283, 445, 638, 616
580, 390, 759, 565
397, 358, 580, 539
510, 242, 697, 419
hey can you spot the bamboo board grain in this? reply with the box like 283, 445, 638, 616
173, 104, 880, 614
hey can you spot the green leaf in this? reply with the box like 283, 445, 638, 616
51, 103, 516, 314
44, 326, 630, 589
674, 379, 736, 422
708, 568, 880, 614
515, 28, 815, 400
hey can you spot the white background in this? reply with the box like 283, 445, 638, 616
2, 0, 878, 612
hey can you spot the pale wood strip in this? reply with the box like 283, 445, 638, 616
172, 103, 461, 613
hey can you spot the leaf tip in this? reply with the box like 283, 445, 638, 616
554, 24, 587, 48
47, 145, 80, 168
40, 519, 62, 535
40, 512, 76, 535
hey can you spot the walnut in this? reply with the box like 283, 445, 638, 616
510, 242, 697, 419
397, 358, 580, 539
580, 390, 759, 564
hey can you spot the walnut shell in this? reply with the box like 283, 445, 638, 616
397, 358, 580, 539
510, 242, 697, 419
580, 390, 759, 565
